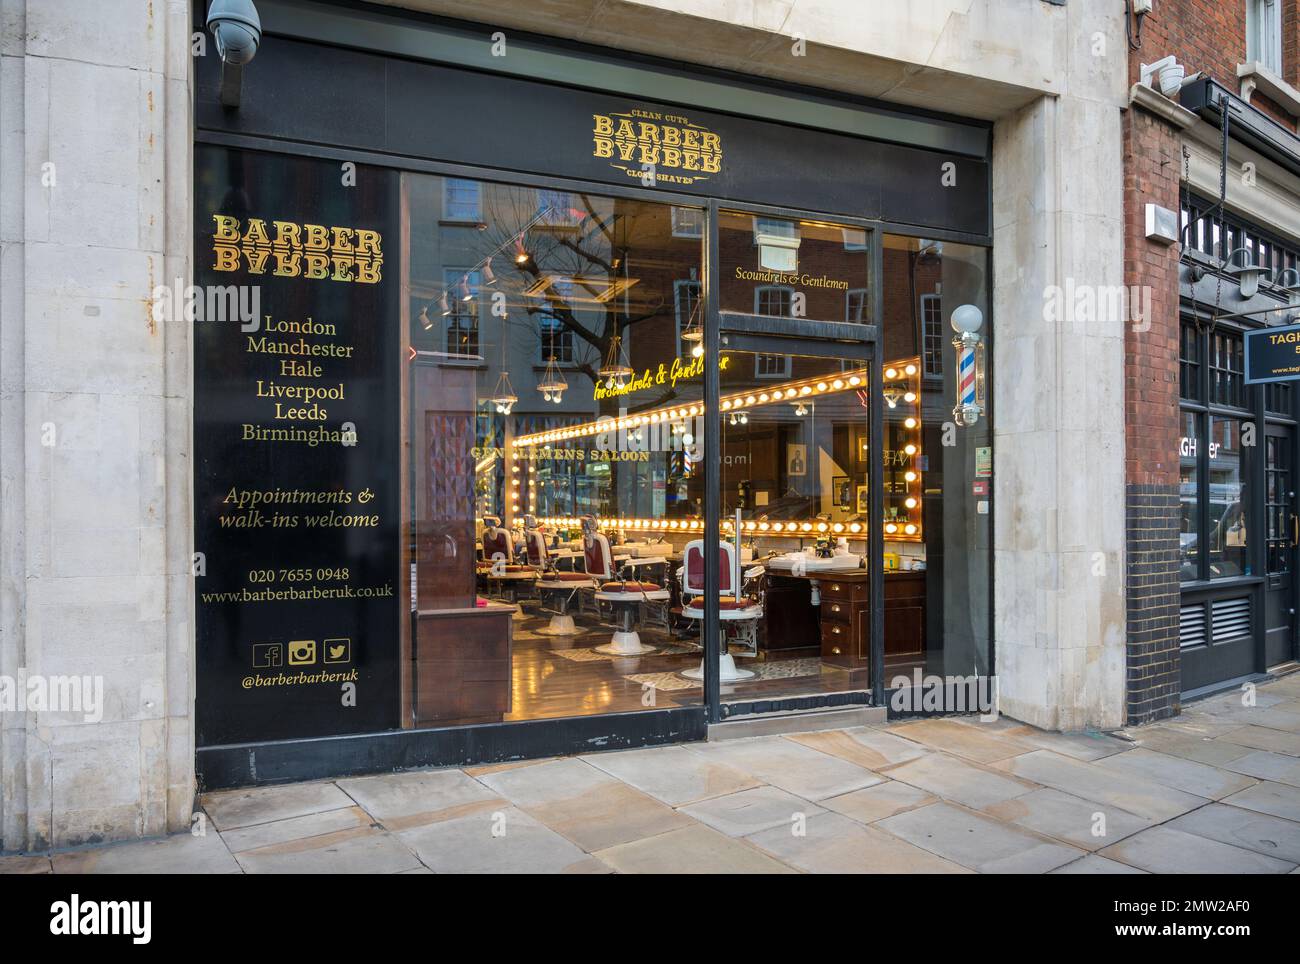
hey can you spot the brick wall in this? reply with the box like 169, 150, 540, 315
1122, 97, 1184, 724
1131, 0, 1300, 131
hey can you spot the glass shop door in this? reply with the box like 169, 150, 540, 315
702, 206, 885, 720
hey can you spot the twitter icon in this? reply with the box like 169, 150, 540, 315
323, 637, 352, 664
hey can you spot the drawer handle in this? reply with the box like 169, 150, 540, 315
830, 604, 841, 613
832, 626, 841, 635
830, 584, 841, 592
831, 646, 841, 655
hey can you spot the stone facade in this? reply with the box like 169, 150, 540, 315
0, 0, 194, 851
0, 0, 1132, 848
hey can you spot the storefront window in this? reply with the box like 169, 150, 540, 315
880, 235, 992, 682
1207, 415, 1250, 578
1180, 320, 1256, 584
407, 173, 705, 723
719, 211, 871, 322
1180, 411, 1201, 581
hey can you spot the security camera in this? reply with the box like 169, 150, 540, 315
206, 0, 262, 108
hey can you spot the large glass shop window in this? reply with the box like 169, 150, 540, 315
879, 235, 993, 684
405, 174, 705, 723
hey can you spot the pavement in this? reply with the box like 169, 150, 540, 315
4, 672, 1300, 874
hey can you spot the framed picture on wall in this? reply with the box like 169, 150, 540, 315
786, 443, 807, 477
856, 484, 869, 515
833, 476, 851, 509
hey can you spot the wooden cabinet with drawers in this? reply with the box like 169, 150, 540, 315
818, 572, 871, 669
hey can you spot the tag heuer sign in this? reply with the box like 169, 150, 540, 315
592, 110, 722, 185
1245, 322, 1300, 384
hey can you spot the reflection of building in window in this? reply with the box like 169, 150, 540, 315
671, 207, 704, 238
754, 285, 792, 377
846, 287, 869, 322
537, 189, 582, 227
444, 268, 481, 355
756, 284, 793, 317
755, 353, 791, 378
537, 314, 574, 363
675, 279, 702, 353
921, 292, 943, 376
753, 217, 799, 272
441, 178, 481, 222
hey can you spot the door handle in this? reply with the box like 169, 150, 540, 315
1293, 513, 1299, 548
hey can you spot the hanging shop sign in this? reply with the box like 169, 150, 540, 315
193, 146, 402, 745
1245, 322, 1300, 384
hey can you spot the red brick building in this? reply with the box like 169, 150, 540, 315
1124, 0, 1300, 721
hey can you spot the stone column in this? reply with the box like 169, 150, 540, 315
0, 0, 194, 851
990, 18, 1129, 732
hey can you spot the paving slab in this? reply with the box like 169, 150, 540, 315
1220, 781, 1300, 822
1217, 725, 1300, 757
982, 788, 1153, 851
1096, 748, 1258, 799
1221, 749, 1300, 787
399, 807, 607, 874
820, 781, 937, 824
785, 727, 930, 770
0, 855, 53, 874
200, 781, 354, 832
337, 768, 504, 827
885, 751, 1037, 809
985, 722, 1132, 762
878, 802, 1084, 873
1132, 729, 1255, 767
995, 750, 1208, 822
221, 805, 374, 854
747, 811, 971, 873
1050, 854, 1148, 874
594, 823, 796, 874
477, 756, 693, 850
685, 736, 882, 800
234, 826, 422, 874
51, 829, 241, 874
678, 786, 824, 837
1166, 802, 1300, 864
1099, 825, 1295, 874
475, 757, 617, 807
581, 744, 760, 806
885, 718, 1030, 764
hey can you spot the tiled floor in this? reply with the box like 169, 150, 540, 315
6, 673, 1300, 874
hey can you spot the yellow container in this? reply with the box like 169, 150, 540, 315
883, 552, 900, 571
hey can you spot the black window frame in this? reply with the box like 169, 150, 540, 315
1179, 317, 1267, 586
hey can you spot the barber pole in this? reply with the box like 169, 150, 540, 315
950, 304, 985, 427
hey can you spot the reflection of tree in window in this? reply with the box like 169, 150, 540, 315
432, 181, 705, 410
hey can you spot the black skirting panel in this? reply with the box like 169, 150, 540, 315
196, 707, 708, 791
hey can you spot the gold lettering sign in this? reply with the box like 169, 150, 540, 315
592, 110, 722, 185
211, 215, 383, 284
